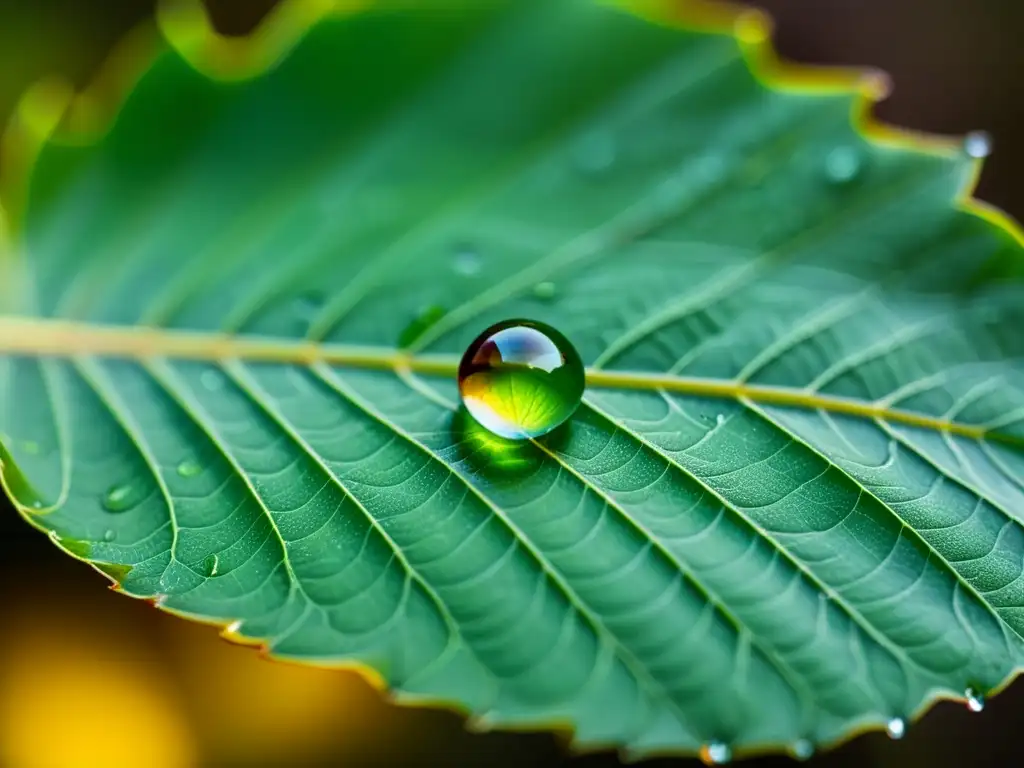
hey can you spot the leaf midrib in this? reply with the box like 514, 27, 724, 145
0, 315, 1014, 445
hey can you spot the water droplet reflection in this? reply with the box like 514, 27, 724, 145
458, 319, 584, 440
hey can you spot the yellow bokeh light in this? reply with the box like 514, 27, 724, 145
0, 614, 197, 768
168, 619, 384, 764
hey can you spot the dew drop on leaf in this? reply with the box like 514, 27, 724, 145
103, 530, 116, 543
701, 741, 731, 765
453, 244, 481, 276
715, 414, 725, 426
102, 484, 136, 513
204, 554, 220, 577
824, 146, 863, 184
176, 459, 202, 478
886, 717, 906, 739
966, 687, 985, 713
792, 739, 814, 760
964, 131, 992, 159
532, 281, 557, 301
458, 319, 584, 440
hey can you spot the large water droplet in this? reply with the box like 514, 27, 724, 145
532, 282, 557, 301
102, 484, 136, 513
176, 459, 202, 478
824, 146, 863, 184
702, 741, 731, 765
103, 529, 116, 543
886, 717, 906, 739
966, 687, 985, 713
458, 319, 584, 440
572, 131, 616, 176
204, 554, 220, 577
793, 739, 814, 760
964, 131, 992, 159
453, 245, 481, 276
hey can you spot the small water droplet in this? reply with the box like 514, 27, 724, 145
793, 739, 814, 760
824, 146, 863, 184
201, 370, 224, 391
176, 459, 202, 478
966, 687, 985, 713
532, 282, 557, 301
964, 131, 992, 159
204, 554, 220, 577
572, 131, 616, 176
459, 319, 584, 440
886, 717, 905, 739
453, 245, 481, 276
102, 484, 136, 513
715, 414, 725, 426
31, 500, 43, 510
103, 529, 116, 543
702, 741, 731, 765
21, 440, 41, 455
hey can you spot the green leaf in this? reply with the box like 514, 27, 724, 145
2, 0, 1024, 758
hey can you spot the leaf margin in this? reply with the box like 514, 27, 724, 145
1, 0, 1023, 759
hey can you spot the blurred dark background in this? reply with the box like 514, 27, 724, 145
0, 0, 1021, 766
